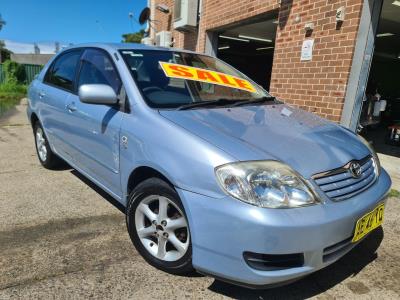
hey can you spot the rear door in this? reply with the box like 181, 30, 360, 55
64, 48, 124, 197
40, 49, 83, 157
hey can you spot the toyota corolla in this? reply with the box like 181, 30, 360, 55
27, 43, 391, 288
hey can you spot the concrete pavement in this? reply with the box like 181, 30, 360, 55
378, 153, 400, 191
0, 101, 399, 299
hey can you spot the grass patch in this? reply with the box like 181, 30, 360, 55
0, 83, 27, 116
0, 92, 25, 116
388, 189, 400, 198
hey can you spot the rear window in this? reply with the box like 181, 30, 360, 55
44, 50, 82, 92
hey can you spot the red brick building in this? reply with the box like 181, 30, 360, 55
145, 0, 400, 137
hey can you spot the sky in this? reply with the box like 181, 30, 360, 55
0, 0, 147, 53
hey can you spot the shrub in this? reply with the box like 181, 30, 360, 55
0, 81, 27, 94
389, 189, 400, 198
0, 90, 26, 116
2, 60, 26, 84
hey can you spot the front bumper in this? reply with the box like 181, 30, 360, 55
176, 169, 391, 287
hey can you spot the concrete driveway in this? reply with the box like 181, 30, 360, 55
0, 102, 399, 299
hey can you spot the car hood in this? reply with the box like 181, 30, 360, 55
159, 104, 370, 178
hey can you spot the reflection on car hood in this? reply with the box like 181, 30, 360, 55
159, 104, 370, 178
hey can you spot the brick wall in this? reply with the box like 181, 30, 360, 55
196, 0, 279, 52
149, 0, 364, 122
151, 0, 198, 50
152, 0, 279, 51
269, 0, 363, 122
174, 31, 198, 51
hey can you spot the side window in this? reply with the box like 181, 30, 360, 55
78, 49, 122, 94
44, 50, 82, 92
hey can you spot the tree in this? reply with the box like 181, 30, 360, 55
0, 40, 4, 63
122, 29, 145, 43
0, 14, 5, 62
0, 14, 5, 31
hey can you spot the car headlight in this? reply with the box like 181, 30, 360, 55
357, 135, 381, 176
215, 161, 319, 208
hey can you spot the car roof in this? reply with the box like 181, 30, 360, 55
64, 42, 200, 55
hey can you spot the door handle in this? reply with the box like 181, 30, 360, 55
66, 103, 77, 112
38, 91, 46, 98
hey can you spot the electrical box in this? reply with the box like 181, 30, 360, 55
141, 37, 154, 46
173, 0, 199, 32
155, 31, 173, 48
336, 6, 346, 22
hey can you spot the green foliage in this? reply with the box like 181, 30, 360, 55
388, 189, 400, 198
0, 81, 27, 94
3, 60, 26, 84
0, 41, 11, 63
0, 91, 26, 116
122, 29, 145, 43
0, 60, 37, 115
0, 66, 27, 115
0, 59, 31, 115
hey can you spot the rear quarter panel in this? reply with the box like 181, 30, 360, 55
27, 55, 57, 125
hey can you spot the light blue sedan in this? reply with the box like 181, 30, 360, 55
27, 43, 391, 288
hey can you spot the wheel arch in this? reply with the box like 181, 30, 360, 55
126, 165, 176, 198
30, 112, 39, 128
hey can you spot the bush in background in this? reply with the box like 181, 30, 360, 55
0, 60, 27, 95
0, 92, 25, 115
0, 60, 28, 115
3, 60, 26, 84
0, 81, 27, 94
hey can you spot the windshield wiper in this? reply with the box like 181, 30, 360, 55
231, 96, 276, 107
176, 98, 239, 110
176, 96, 276, 110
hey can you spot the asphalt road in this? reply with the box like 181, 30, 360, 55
0, 103, 399, 299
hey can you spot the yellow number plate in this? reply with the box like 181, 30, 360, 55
352, 203, 385, 243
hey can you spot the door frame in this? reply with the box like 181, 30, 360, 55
340, 0, 384, 131
204, 30, 218, 57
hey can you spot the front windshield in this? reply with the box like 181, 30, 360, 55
119, 49, 272, 109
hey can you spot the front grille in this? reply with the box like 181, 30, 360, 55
243, 252, 304, 271
312, 156, 377, 201
323, 236, 353, 262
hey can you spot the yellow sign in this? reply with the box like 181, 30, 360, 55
352, 203, 384, 243
159, 62, 256, 93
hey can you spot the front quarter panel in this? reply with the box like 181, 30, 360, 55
119, 109, 235, 204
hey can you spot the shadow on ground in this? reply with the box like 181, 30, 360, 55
70, 169, 126, 213
208, 228, 383, 299
363, 125, 400, 157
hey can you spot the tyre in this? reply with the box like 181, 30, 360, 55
126, 177, 193, 275
33, 122, 63, 169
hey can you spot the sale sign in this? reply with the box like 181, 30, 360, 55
159, 62, 256, 93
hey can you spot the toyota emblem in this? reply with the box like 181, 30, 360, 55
349, 162, 362, 178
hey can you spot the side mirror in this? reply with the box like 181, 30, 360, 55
78, 84, 118, 105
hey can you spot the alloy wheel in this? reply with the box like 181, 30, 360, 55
134, 195, 190, 262
35, 127, 47, 162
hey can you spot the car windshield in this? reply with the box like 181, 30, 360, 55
119, 49, 272, 109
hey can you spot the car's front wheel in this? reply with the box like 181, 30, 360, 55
33, 122, 63, 169
126, 178, 193, 275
